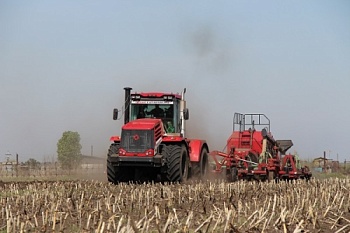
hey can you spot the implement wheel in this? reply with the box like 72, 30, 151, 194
229, 167, 238, 182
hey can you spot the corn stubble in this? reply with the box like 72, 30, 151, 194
1, 178, 350, 232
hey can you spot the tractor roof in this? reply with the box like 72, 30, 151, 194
132, 92, 181, 99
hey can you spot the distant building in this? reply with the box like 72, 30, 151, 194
80, 155, 105, 169
1, 152, 17, 172
312, 157, 340, 172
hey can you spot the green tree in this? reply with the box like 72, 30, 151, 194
57, 131, 82, 170
24, 158, 41, 169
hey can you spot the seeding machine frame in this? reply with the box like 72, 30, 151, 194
210, 113, 311, 181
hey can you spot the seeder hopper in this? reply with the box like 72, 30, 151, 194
210, 113, 311, 181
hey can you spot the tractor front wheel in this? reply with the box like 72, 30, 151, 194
165, 144, 189, 182
107, 143, 119, 183
107, 143, 134, 184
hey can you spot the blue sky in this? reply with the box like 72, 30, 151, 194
1, 1, 349, 162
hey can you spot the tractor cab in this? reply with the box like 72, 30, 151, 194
128, 92, 185, 134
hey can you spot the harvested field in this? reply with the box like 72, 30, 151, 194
1, 178, 350, 232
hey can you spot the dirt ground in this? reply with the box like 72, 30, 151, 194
1, 177, 350, 232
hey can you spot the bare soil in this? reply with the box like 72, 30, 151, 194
1, 177, 350, 232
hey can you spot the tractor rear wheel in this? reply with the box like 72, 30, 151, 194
192, 148, 209, 179
165, 144, 189, 182
199, 148, 209, 178
107, 143, 134, 183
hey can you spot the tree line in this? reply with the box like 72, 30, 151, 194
23, 131, 82, 170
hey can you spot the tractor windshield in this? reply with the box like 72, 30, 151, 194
130, 103, 179, 133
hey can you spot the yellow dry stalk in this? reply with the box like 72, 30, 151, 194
1, 178, 350, 232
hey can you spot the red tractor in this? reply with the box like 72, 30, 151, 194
107, 87, 209, 183
210, 113, 311, 181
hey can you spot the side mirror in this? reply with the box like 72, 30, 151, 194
113, 108, 119, 120
184, 108, 189, 120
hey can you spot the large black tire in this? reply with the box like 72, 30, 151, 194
199, 148, 209, 178
165, 144, 189, 182
107, 143, 134, 184
107, 143, 119, 183
191, 148, 209, 180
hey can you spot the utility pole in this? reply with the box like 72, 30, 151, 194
16, 153, 18, 177
345, 159, 347, 171
323, 151, 326, 173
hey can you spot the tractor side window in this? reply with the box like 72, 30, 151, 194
164, 105, 173, 118
163, 103, 179, 133
136, 105, 147, 119
164, 120, 175, 133
130, 105, 146, 120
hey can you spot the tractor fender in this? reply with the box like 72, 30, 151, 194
188, 139, 209, 162
110, 136, 121, 143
